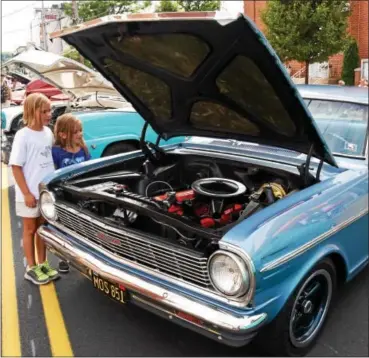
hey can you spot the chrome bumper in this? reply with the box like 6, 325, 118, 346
38, 225, 268, 347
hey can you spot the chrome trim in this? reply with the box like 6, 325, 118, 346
49, 218, 252, 308
260, 208, 369, 272
38, 225, 268, 333
39, 190, 57, 222
192, 178, 247, 198
208, 250, 250, 297
55, 203, 210, 286
218, 242, 256, 306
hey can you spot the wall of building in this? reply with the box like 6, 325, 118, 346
243, 0, 369, 82
32, 7, 71, 55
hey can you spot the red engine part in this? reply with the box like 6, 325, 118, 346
175, 189, 196, 203
200, 203, 243, 228
194, 203, 210, 217
154, 189, 196, 203
220, 203, 243, 225
168, 204, 184, 216
200, 217, 216, 228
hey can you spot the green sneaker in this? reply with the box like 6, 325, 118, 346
24, 265, 50, 285
40, 261, 60, 281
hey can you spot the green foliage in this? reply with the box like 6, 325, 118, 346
341, 38, 360, 85
155, 1, 180, 12
261, 0, 351, 83
62, 47, 93, 69
155, 0, 220, 12
177, 0, 220, 11
62, 1, 152, 22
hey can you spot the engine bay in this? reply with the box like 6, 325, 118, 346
53, 154, 302, 249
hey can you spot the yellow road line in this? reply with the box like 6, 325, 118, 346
39, 285, 74, 357
2, 163, 73, 356
35, 238, 73, 357
34, 240, 73, 356
1, 164, 22, 356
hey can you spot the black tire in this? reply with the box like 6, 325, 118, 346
255, 258, 337, 357
102, 142, 138, 157
10, 114, 24, 132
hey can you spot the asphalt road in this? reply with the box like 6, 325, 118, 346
2, 165, 368, 357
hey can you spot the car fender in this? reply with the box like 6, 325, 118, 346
251, 243, 350, 322
1, 106, 24, 131
86, 134, 140, 159
221, 167, 367, 319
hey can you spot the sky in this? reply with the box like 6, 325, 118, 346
1, 1, 63, 52
1, 1, 244, 53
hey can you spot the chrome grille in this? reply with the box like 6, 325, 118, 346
55, 204, 212, 288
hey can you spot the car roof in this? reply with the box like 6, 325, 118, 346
297, 85, 368, 105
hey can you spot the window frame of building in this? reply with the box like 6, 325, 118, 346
361, 59, 368, 80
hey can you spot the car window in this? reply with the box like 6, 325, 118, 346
307, 99, 368, 157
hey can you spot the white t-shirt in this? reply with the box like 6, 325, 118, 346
9, 126, 55, 202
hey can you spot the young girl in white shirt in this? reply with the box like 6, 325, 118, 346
9, 93, 59, 285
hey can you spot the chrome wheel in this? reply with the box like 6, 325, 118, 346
289, 269, 333, 348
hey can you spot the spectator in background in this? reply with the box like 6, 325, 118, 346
1, 73, 12, 108
358, 78, 368, 87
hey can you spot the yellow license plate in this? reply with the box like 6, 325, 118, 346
92, 274, 126, 304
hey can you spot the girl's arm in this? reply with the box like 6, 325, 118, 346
11, 166, 37, 207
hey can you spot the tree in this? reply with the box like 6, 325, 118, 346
62, 1, 152, 22
341, 38, 360, 85
177, 1, 220, 11
155, 0, 220, 12
261, 0, 351, 84
63, 47, 93, 69
155, 1, 180, 12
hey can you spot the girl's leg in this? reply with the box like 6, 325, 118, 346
23, 217, 38, 267
35, 216, 46, 264
23, 217, 49, 285
36, 216, 60, 281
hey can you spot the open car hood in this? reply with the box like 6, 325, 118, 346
3, 50, 120, 100
50, 12, 337, 166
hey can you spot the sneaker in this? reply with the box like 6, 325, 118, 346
24, 265, 50, 285
40, 261, 60, 281
58, 260, 70, 273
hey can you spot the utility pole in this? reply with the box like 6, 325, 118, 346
71, 0, 84, 63
41, 0, 48, 51
72, 0, 79, 24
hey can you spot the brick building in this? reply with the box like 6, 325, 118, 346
243, 0, 369, 84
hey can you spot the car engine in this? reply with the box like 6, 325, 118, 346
55, 154, 300, 249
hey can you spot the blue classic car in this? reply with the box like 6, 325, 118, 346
37, 12, 368, 356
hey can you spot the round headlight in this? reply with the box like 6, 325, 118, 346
40, 191, 57, 221
208, 251, 250, 297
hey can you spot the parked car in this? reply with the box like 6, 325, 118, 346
6, 70, 67, 105
1, 49, 128, 114
1, 104, 182, 163
25, 78, 66, 100
1, 50, 151, 163
37, 12, 367, 356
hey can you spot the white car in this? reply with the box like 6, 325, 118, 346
1, 50, 132, 163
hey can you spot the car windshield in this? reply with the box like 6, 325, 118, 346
305, 99, 368, 157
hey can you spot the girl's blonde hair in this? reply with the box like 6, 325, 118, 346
54, 113, 89, 155
23, 93, 50, 126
